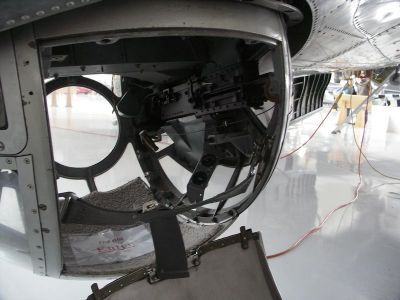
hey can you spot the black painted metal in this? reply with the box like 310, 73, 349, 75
291, 73, 332, 121
149, 215, 189, 280
0, 79, 7, 130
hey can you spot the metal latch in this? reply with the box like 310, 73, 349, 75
146, 268, 161, 284
240, 226, 250, 249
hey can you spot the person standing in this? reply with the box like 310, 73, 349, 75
355, 70, 372, 124
355, 71, 372, 96
343, 78, 355, 95
342, 78, 355, 117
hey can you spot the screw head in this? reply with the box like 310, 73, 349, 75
24, 158, 30, 164
38, 204, 47, 211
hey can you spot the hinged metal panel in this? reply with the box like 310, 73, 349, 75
0, 31, 27, 154
87, 229, 281, 300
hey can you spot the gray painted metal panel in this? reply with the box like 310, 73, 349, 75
292, 0, 400, 72
0, 31, 28, 154
99, 236, 279, 300
0, 0, 102, 32
16, 156, 47, 275
12, 26, 63, 277
33, 0, 283, 44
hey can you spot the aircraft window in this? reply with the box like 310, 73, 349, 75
0, 170, 31, 267
154, 133, 174, 153
159, 156, 192, 194
0, 80, 7, 130
218, 165, 255, 210
251, 101, 275, 128
57, 178, 90, 197
202, 165, 233, 209
46, 84, 119, 168
95, 143, 148, 192
39, 34, 287, 274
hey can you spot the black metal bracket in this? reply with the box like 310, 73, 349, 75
187, 153, 217, 203
89, 283, 101, 300
240, 226, 249, 249
149, 215, 189, 280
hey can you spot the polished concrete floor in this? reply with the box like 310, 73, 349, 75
1, 104, 400, 299
223, 105, 400, 300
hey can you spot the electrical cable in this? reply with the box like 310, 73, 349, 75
280, 83, 399, 178
351, 129, 400, 181
348, 94, 400, 180
266, 181, 362, 259
280, 98, 340, 159
267, 94, 367, 259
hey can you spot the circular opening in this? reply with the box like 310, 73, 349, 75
46, 86, 119, 168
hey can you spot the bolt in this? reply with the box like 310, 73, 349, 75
27, 184, 33, 189
24, 158, 30, 164
41, 228, 50, 233
35, 11, 45, 16
51, 5, 60, 11
38, 258, 43, 261
21, 15, 30, 21
34, 229, 40, 233
0, 142, 4, 151
6, 158, 12, 165
6, 19, 15, 26
31, 209, 37, 214
38, 204, 47, 211
36, 245, 42, 249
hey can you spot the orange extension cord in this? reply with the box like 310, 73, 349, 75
267, 97, 366, 259
279, 98, 340, 159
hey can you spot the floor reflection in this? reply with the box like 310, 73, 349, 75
223, 105, 400, 300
